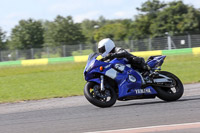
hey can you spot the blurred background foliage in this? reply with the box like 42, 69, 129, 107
0, 0, 200, 51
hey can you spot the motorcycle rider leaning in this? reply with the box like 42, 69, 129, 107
98, 38, 150, 72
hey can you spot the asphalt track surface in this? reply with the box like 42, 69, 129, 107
0, 83, 200, 133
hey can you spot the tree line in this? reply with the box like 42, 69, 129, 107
0, 0, 200, 51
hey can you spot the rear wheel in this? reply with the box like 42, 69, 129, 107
155, 71, 184, 101
84, 82, 117, 108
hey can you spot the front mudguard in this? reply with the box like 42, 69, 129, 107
88, 78, 101, 84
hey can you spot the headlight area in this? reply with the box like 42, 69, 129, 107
84, 72, 100, 81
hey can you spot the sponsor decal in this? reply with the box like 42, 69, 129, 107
135, 88, 151, 94
129, 75, 136, 82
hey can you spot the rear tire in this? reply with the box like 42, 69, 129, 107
84, 82, 117, 108
155, 71, 184, 101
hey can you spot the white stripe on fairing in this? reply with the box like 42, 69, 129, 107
105, 68, 117, 79
85, 122, 200, 133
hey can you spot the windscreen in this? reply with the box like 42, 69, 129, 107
84, 53, 99, 74
87, 53, 99, 63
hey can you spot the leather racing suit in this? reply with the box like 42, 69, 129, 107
101, 47, 148, 71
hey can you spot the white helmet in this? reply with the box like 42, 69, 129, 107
98, 38, 115, 57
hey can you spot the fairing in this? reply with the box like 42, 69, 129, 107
84, 53, 159, 99
147, 55, 166, 69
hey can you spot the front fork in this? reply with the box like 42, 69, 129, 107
100, 75, 105, 91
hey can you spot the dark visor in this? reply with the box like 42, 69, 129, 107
98, 46, 105, 54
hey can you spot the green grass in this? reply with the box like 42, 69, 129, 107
0, 63, 86, 103
0, 54, 199, 103
162, 54, 200, 83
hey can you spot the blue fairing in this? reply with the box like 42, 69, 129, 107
88, 78, 101, 84
147, 55, 166, 69
84, 53, 159, 99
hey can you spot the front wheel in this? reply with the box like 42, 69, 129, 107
154, 71, 184, 101
84, 82, 117, 108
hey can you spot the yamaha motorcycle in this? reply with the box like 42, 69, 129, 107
83, 53, 184, 108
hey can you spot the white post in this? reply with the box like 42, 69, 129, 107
188, 34, 192, 48
167, 35, 172, 50
63, 45, 66, 57
148, 38, 152, 50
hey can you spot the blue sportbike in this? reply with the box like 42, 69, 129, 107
84, 53, 184, 108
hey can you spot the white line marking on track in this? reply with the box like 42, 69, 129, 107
85, 122, 200, 133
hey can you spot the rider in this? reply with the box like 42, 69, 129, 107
98, 38, 150, 71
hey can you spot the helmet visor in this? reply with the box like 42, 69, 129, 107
98, 46, 105, 54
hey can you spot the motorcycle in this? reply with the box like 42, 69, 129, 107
83, 53, 184, 108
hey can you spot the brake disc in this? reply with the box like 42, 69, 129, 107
93, 85, 109, 98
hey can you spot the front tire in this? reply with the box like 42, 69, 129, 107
155, 71, 184, 101
84, 82, 117, 108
